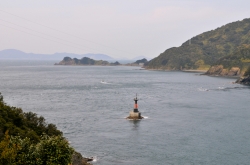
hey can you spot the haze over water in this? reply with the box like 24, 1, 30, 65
0, 61, 250, 165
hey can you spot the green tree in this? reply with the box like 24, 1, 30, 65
0, 93, 62, 141
34, 135, 74, 165
0, 131, 19, 165
0, 132, 74, 165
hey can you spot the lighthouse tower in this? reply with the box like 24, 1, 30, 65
134, 95, 139, 112
126, 94, 143, 120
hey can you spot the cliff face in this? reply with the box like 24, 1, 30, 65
72, 152, 92, 165
206, 65, 241, 76
235, 76, 250, 85
145, 18, 250, 70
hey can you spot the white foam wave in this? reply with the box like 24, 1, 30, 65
92, 156, 97, 162
198, 87, 209, 91
100, 81, 111, 84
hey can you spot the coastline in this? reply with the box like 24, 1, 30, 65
182, 70, 207, 73
144, 68, 207, 73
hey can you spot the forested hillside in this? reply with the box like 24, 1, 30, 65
145, 18, 250, 70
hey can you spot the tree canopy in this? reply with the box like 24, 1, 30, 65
0, 93, 62, 142
0, 93, 77, 164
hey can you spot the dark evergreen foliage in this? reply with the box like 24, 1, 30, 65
0, 132, 74, 165
0, 93, 89, 165
214, 44, 250, 72
0, 93, 62, 142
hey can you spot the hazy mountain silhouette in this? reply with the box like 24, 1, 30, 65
0, 49, 115, 61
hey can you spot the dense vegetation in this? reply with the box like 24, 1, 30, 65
214, 44, 250, 71
56, 57, 120, 66
0, 93, 88, 165
0, 132, 73, 165
145, 18, 250, 70
0, 93, 61, 142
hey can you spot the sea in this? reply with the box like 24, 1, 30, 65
0, 60, 250, 165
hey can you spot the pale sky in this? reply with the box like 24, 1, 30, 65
0, 0, 250, 59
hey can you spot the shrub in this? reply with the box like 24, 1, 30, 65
0, 131, 74, 165
0, 93, 62, 141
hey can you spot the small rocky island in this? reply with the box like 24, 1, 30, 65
55, 56, 120, 66
126, 95, 144, 120
55, 56, 148, 67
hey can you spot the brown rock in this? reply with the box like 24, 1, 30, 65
206, 65, 224, 75
235, 76, 250, 85
206, 65, 241, 76
72, 151, 93, 165
228, 67, 240, 76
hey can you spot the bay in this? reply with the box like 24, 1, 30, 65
0, 60, 250, 165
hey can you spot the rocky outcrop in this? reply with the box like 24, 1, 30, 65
72, 151, 92, 165
126, 112, 144, 120
235, 76, 250, 85
205, 65, 241, 76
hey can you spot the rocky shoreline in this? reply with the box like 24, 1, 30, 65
204, 65, 241, 77
72, 152, 93, 165
235, 76, 250, 85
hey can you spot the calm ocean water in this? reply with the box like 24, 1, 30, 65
0, 60, 250, 165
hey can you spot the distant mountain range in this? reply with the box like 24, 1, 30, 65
0, 49, 150, 62
0, 49, 114, 61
